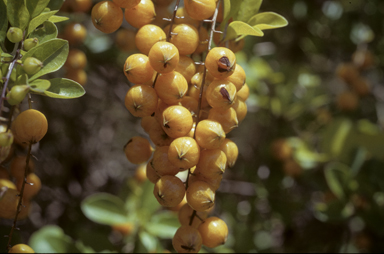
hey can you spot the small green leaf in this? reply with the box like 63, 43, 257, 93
43, 78, 85, 99
21, 38, 68, 81
226, 21, 264, 41
238, 0, 263, 23
15, 73, 29, 86
324, 162, 350, 200
29, 225, 80, 253
28, 20, 58, 43
7, 0, 30, 30
220, 0, 242, 31
26, 0, 50, 18
145, 212, 179, 239
27, 10, 57, 36
0, 0, 7, 44
139, 230, 158, 252
321, 118, 353, 158
248, 12, 288, 30
48, 15, 69, 23
81, 193, 128, 225
29, 78, 51, 93
222, 0, 231, 21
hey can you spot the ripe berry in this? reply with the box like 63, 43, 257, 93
168, 137, 200, 169
113, 0, 140, 8
174, 7, 200, 27
194, 149, 227, 180
0, 178, 17, 190
11, 109, 48, 144
23, 38, 39, 51
70, 0, 93, 12
162, 105, 193, 138
206, 79, 237, 110
178, 203, 208, 228
148, 121, 175, 147
236, 83, 249, 101
223, 63, 246, 91
179, 96, 198, 120
63, 22, 87, 46
123, 54, 155, 84
0, 129, 14, 147
0, 188, 19, 219
172, 225, 203, 253
16, 173, 42, 199
146, 161, 160, 183
7, 27, 23, 43
10, 155, 35, 179
198, 216, 228, 248
135, 25, 167, 55
155, 71, 188, 104
23, 57, 43, 76
195, 120, 225, 150
124, 136, 153, 164
194, 26, 209, 55
153, 175, 185, 207
186, 180, 215, 212
208, 107, 238, 134
205, 47, 236, 79
184, 0, 216, 21
65, 69, 87, 86
115, 28, 136, 52
134, 164, 147, 183
153, 5, 172, 28
124, 0, 156, 29
151, 146, 180, 176
163, 24, 199, 56
124, 84, 158, 117
271, 138, 292, 161
0, 166, 10, 179
175, 56, 196, 84
148, 41, 180, 73
8, 244, 35, 253
65, 49, 87, 69
231, 97, 247, 122
336, 63, 359, 85
283, 159, 302, 177
141, 116, 157, 133
92, 1, 123, 34
219, 138, 238, 168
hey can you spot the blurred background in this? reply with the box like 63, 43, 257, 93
1, 0, 384, 252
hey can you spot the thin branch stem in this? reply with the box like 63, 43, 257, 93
7, 142, 32, 250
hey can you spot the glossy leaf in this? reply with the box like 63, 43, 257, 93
28, 20, 58, 43
324, 162, 350, 200
26, 0, 50, 18
48, 15, 69, 23
7, 0, 30, 30
248, 12, 288, 30
238, 0, 263, 23
29, 225, 80, 253
43, 78, 85, 99
0, 0, 7, 45
21, 38, 68, 81
222, 0, 231, 21
29, 79, 51, 93
226, 21, 264, 41
221, 0, 242, 31
27, 10, 57, 36
81, 193, 128, 225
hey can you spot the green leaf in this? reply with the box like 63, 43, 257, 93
81, 193, 128, 226
321, 118, 353, 158
222, 0, 231, 21
7, 0, 30, 30
324, 162, 351, 200
25, 0, 50, 18
28, 20, 58, 43
15, 73, 29, 86
48, 15, 69, 23
226, 21, 263, 41
137, 179, 161, 215
145, 212, 179, 239
29, 78, 51, 93
43, 78, 85, 99
27, 10, 57, 36
237, 0, 263, 23
139, 230, 158, 252
0, 0, 7, 45
21, 38, 68, 81
29, 225, 80, 253
220, 0, 242, 32
248, 12, 288, 30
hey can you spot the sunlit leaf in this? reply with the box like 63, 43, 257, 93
145, 212, 179, 239
321, 118, 352, 158
29, 78, 51, 93
43, 78, 85, 99
48, 15, 69, 23
222, 0, 231, 21
27, 10, 57, 36
81, 193, 128, 226
7, 0, 30, 30
28, 20, 58, 43
238, 0, 263, 23
248, 12, 288, 30
26, 0, 50, 18
21, 38, 68, 81
139, 230, 158, 252
324, 162, 350, 199
226, 21, 263, 41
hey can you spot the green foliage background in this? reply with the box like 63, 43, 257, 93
1, 0, 384, 252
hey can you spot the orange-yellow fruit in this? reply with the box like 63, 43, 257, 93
123, 53, 155, 84
151, 146, 180, 176
205, 47, 236, 79
92, 1, 123, 33
70, 0, 92, 12
186, 180, 215, 212
163, 24, 199, 55
162, 105, 193, 138
168, 137, 200, 169
154, 175, 185, 207
271, 138, 292, 161
124, 84, 158, 117
0, 188, 19, 219
113, 0, 140, 8
124, 136, 153, 164
155, 71, 188, 104
149, 41, 180, 73
65, 69, 87, 86
219, 138, 238, 168
63, 22, 87, 46
184, 0, 216, 21
124, 0, 156, 28
198, 216, 228, 248
11, 109, 48, 144
65, 49, 87, 70
146, 161, 161, 183
16, 173, 42, 200
8, 244, 35, 253
135, 24, 167, 55
10, 156, 35, 179
172, 225, 203, 253
195, 120, 225, 150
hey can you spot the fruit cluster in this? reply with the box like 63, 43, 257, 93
89, 0, 249, 252
335, 49, 374, 112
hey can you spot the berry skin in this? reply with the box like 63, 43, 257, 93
23, 38, 39, 51
271, 138, 292, 161
148, 41, 180, 73
178, 203, 208, 228
135, 25, 167, 55
8, 244, 35, 253
92, 1, 123, 34
6, 85, 30, 106
148, 121, 175, 147
65, 49, 87, 70
172, 225, 203, 253
168, 137, 200, 169
124, 0, 156, 29
23, 57, 43, 76
10, 155, 35, 179
11, 109, 48, 144
174, 7, 200, 27
124, 136, 153, 164
162, 105, 193, 138
206, 79, 237, 110
205, 47, 236, 79
150, 146, 180, 176
146, 161, 161, 183
163, 24, 199, 56
223, 64, 246, 91
7, 27, 23, 43
186, 180, 215, 212
175, 56, 196, 84
113, 0, 140, 8
155, 71, 188, 104
65, 69, 87, 86
231, 97, 247, 122
194, 149, 227, 180
184, 0, 216, 21
219, 138, 238, 168
63, 23, 87, 46
124, 84, 158, 117
236, 83, 249, 101
208, 107, 238, 134
195, 120, 225, 150
198, 216, 228, 248
123, 54, 155, 84
153, 175, 185, 207
0, 188, 19, 219
70, 0, 93, 12
16, 173, 42, 200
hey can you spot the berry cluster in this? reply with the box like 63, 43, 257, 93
91, 0, 250, 252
